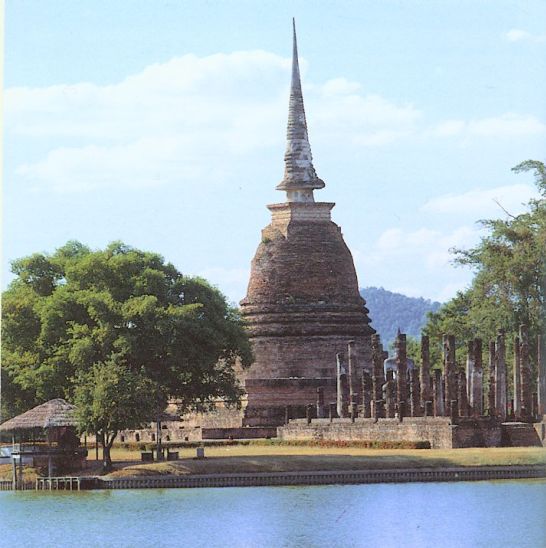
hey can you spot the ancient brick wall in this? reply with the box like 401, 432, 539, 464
202, 427, 278, 440
452, 419, 502, 448
278, 417, 503, 449
244, 378, 337, 407
278, 418, 454, 448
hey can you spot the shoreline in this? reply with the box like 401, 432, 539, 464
82, 464, 546, 490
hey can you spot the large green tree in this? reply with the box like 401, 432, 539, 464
421, 160, 545, 376
1, 241, 253, 453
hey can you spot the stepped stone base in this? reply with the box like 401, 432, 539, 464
243, 377, 337, 426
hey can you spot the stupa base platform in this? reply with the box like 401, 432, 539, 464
243, 377, 338, 427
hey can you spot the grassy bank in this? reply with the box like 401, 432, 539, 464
3, 445, 544, 480
104, 446, 546, 478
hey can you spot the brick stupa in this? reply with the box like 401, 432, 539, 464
240, 21, 374, 426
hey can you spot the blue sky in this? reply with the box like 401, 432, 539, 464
4, 1, 546, 305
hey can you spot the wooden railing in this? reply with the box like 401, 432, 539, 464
36, 477, 81, 491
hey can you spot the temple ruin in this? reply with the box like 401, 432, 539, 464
239, 20, 374, 427
118, 22, 546, 449
279, 330, 546, 448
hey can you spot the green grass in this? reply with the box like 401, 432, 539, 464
103, 446, 546, 478
4, 446, 544, 479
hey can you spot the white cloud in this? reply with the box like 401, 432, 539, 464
375, 225, 479, 267
6, 50, 545, 193
311, 93, 421, 146
469, 114, 546, 137
15, 134, 241, 192
506, 29, 546, 43
431, 119, 466, 137
6, 51, 424, 191
6, 51, 290, 145
429, 114, 545, 139
422, 183, 540, 217
320, 77, 362, 96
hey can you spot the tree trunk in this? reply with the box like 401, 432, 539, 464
156, 418, 162, 461
101, 431, 117, 472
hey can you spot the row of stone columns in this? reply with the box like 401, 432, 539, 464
326, 326, 545, 423
466, 325, 541, 420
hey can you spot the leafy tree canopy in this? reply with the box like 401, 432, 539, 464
2, 241, 253, 421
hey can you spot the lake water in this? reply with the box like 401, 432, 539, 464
1, 480, 545, 547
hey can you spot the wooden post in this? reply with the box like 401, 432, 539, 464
19, 448, 23, 489
12, 457, 17, 491
156, 418, 163, 461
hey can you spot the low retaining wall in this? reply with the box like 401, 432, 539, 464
93, 466, 546, 490
278, 417, 502, 449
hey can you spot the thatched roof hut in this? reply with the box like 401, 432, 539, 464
0, 399, 77, 432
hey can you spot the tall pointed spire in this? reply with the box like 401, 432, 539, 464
276, 19, 325, 200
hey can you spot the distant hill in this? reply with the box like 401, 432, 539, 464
360, 286, 441, 346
